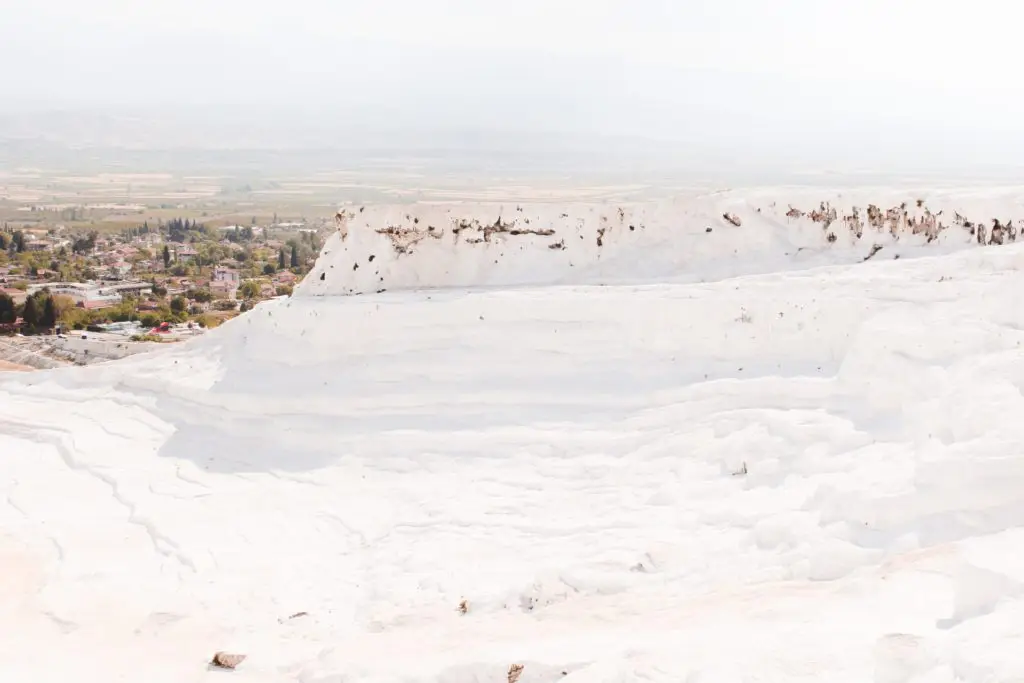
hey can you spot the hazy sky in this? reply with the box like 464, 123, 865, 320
3, 0, 1023, 167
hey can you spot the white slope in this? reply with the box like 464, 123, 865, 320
300, 187, 1024, 296
3, 189, 1024, 682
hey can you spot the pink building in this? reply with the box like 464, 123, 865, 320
213, 266, 240, 284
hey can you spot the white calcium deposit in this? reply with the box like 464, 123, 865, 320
3, 188, 1024, 682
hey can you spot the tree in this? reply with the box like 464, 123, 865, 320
162, 244, 171, 268
12, 231, 25, 253
167, 218, 191, 243
169, 295, 188, 314
21, 295, 39, 330
188, 288, 213, 303
290, 243, 299, 268
71, 231, 97, 254
0, 233, 7, 250
51, 295, 76, 320
193, 313, 220, 329
40, 296, 57, 329
239, 280, 261, 300
59, 304, 99, 331
104, 298, 138, 323
263, 263, 276, 275
278, 249, 286, 269
0, 293, 15, 324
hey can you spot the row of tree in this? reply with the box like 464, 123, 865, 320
48, 293, 192, 332
166, 218, 207, 243
225, 226, 256, 243
119, 222, 156, 240
153, 242, 303, 275
0, 229, 26, 253
2, 228, 98, 256
0, 290, 58, 331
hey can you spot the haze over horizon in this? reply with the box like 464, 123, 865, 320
4, 0, 1024, 176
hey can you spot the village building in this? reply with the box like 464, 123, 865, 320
209, 279, 239, 300
0, 316, 25, 334
104, 261, 133, 280
212, 266, 240, 284
176, 245, 199, 263
25, 238, 56, 252
25, 281, 152, 309
0, 287, 28, 305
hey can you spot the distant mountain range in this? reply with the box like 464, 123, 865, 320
4, 108, 1024, 186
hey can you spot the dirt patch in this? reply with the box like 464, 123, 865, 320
789, 199, 1014, 246
0, 359, 34, 372
375, 225, 442, 255
453, 217, 555, 243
